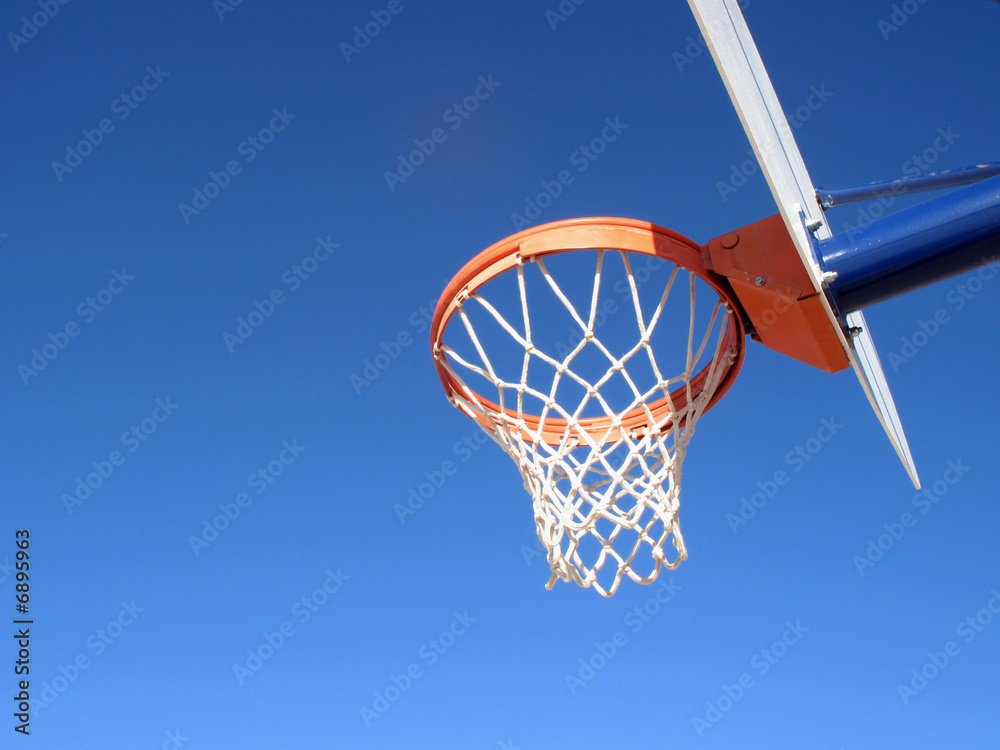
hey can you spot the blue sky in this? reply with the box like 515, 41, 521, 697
3, 0, 999, 747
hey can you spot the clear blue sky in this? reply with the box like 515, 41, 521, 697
3, 0, 1000, 747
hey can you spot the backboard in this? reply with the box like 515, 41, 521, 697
686, 0, 920, 487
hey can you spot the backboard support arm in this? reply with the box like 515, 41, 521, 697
819, 174, 1000, 312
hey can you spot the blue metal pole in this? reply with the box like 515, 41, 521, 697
816, 162, 1000, 208
819, 174, 1000, 313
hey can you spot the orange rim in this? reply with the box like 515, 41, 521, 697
431, 217, 746, 445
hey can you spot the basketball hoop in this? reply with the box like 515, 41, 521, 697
431, 218, 746, 596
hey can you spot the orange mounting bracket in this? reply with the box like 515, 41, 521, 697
704, 214, 850, 373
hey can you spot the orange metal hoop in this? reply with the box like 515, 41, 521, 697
431, 217, 747, 445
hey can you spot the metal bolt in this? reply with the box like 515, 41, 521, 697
721, 232, 740, 249
755, 277, 765, 286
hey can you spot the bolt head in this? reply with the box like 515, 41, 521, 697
720, 232, 740, 249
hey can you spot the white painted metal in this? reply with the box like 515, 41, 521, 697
686, 0, 920, 487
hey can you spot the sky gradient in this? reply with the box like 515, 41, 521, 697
3, 0, 1000, 747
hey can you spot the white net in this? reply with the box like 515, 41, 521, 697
434, 248, 738, 596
